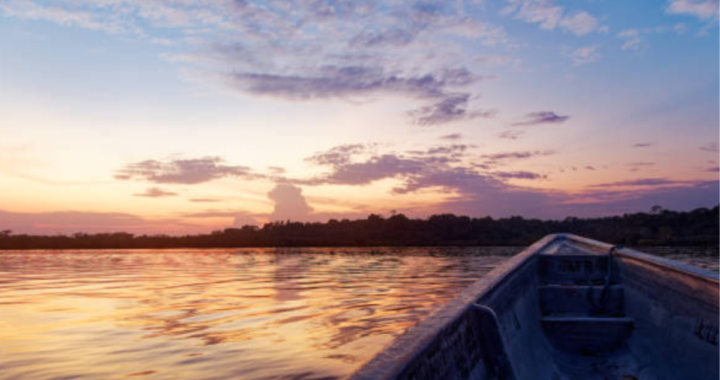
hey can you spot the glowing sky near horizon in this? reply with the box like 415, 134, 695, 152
0, 0, 718, 234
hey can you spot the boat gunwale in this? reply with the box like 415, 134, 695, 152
613, 247, 719, 283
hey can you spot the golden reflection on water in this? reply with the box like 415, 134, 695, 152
0, 248, 515, 380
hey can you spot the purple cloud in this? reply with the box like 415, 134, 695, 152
590, 177, 698, 188
298, 144, 559, 219
561, 180, 719, 218
700, 142, 719, 152
409, 94, 472, 126
115, 157, 261, 184
633, 143, 654, 148
408, 94, 497, 126
350, 28, 415, 48
481, 150, 555, 165
227, 66, 476, 101
497, 130, 525, 140
627, 162, 655, 172
423, 144, 471, 155
301, 144, 554, 216
134, 187, 178, 198
1, 1, 508, 126
417, 178, 719, 220
403, 145, 471, 166
305, 144, 368, 167
439, 133, 462, 140
492, 171, 547, 180
321, 154, 426, 185
111, 141, 718, 225
303, 143, 486, 191
513, 111, 570, 126
225, 66, 484, 125
393, 166, 500, 194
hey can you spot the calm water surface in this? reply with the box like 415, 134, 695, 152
0, 247, 518, 380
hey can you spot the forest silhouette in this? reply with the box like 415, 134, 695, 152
0, 206, 717, 250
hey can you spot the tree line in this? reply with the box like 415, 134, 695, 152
0, 206, 717, 250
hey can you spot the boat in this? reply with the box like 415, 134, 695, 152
349, 233, 719, 380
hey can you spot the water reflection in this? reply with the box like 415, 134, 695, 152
0, 247, 516, 380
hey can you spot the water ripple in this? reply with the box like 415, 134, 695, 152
0, 247, 517, 380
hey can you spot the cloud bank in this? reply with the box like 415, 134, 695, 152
0, 0, 517, 126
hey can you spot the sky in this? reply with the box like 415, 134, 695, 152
0, 0, 718, 234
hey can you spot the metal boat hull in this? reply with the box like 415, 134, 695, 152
349, 234, 719, 380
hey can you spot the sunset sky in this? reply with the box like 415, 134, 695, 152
0, 0, 718, 234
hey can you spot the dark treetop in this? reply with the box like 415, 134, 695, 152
0, 206, 717, 250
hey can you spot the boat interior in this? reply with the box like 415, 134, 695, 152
350, 234, 719, 380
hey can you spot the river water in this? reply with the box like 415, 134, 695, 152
0, 247, 715, 380
0, 247, 514, 380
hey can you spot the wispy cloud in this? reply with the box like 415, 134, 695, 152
590, 177, 699, 187
700, 142, 719, 152
512, 111, 569, 126
666, 0, 719, 20
633, 142, 655, 148
627, 162, 656, 172
0, 0, 510, 126
115, 157, 262, 184
268, 166, 286, 175
408, 94, 496, 126
567, 45, 600, 65
474, 54, 521, 68
617, 25, 694, 52
481, 150, 555, 164
502, 0, 600, 36
618, 29, 643, 51
226, 67, 478, 102
497, 130, 525, 140
439, 133, 463, 141
559, 11, 600, 36
182, 210, 240, 218
134, 187, 178, 198
0, 0, 136, 35
305, 144, 369, 167
223, 66, 486, 125
492, 170, 547, 180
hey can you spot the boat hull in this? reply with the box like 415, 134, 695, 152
349, 234, 719, 380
